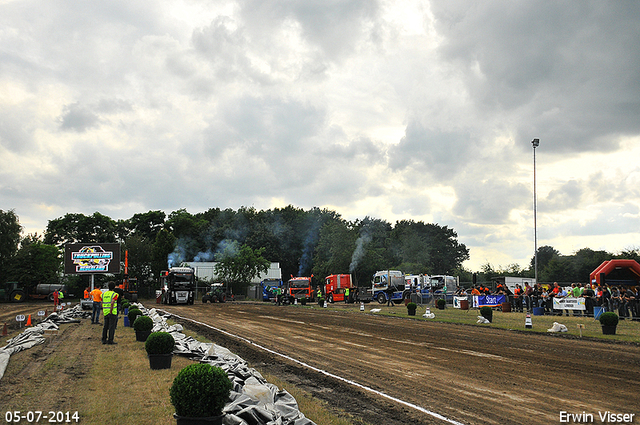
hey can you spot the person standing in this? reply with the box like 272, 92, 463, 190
102, 281, 119, 345
90, 286, 103, 324
344, 287, 350, 304
53, 288, 59, 311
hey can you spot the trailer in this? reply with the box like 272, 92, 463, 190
160, 267, 195, 305
0, 282, 67, 303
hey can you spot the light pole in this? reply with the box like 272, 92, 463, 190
532, 138, 539, 285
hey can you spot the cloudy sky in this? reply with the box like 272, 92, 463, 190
2, 0, 639, 271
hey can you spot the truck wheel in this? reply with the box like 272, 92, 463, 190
48, 293, 55, 302
377, 293, 386, 304
11, 290, 26, 303
328, 294, 334, 303
202, 297, 207, 303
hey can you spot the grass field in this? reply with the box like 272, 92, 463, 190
356, 303, 640, 343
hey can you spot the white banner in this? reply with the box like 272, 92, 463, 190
553, 297, 586, 310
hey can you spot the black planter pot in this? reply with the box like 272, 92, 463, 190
601, 325, 617, 335
148, 353, 173, 370
174, 414, 223, 425
407, 309, 416, 316
136, 330, 151, 342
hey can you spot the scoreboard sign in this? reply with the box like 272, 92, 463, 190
64, 243, 121, 274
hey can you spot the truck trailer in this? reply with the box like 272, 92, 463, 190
0, 282, 67, 303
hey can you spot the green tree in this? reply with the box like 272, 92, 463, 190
213, 243, 269, 294
312, 218, 357, 281
124, 210, 166, 241
6, 242, 62, 289
152, 229, 176, 279
44, 212, 118, 247
123, 235, 154, 289
530, 245, 560, 273
0, 209, 22, 282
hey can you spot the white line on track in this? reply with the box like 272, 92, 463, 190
164, 310, 466, 425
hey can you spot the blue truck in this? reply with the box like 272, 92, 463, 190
260, 278, 283, 302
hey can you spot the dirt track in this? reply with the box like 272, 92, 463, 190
160, 302, 640, 425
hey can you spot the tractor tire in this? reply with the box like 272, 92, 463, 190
202, 297, 208, 303
11, 290, 26, 303
377, 293, 386, 304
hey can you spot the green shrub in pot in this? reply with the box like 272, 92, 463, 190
145, 331, 175, 355
133, 315, 153, 332
170, 363, 232, 418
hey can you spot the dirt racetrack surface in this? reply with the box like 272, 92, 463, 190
159, 302, 640, 425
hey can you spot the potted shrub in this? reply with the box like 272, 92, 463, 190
436, 298, 446, 310
128, 307, 143, 327
480, 306, 493, 323
145, 331, 175, 370
599, 311, 619, 335
406, 302, 417, 316
170, 363, 232, 425
133, 315, 154, 341
317, 297, 325, 306
300, 297, 307, 306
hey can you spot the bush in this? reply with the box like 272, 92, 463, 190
407, 302, 417, 311
145, 331, 175, 355
122, 301, 131, 310
133, 315, 154, 332
128, 308, 142, 324
599, 311, 619, 327
436, 298, 446, 308
480, 306, 493, 323
170, 363, 232, 417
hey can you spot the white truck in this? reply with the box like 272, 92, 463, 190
372, 270, 406, 304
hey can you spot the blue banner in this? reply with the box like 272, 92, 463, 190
473, 295, 506, 307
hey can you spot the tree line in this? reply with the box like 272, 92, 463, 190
0, 207, 469, 295
2, 207, 635, 297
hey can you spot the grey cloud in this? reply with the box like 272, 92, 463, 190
432, 1, 640, 154
388, 121, 473, 181
238, 0, 380, 61
453, 178, 530, 224
59, 103, 101, 132
542, 180, 583, 212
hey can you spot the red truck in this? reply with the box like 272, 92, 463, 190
324, 274, 355, 303
286, 277, 314, 302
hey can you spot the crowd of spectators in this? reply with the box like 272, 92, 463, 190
456, 282, 639, 319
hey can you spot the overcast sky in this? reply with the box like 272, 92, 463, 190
2, 0, 639, 271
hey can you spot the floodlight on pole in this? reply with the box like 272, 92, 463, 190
531, 138, 539, 285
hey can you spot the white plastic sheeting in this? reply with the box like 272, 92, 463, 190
136, 304, 316, 425
0, 305, 89, 381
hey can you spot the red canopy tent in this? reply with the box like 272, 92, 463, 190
589, 259, 640, 286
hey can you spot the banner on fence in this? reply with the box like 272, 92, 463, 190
473, 295, 506, 308
553, 297, 586, 310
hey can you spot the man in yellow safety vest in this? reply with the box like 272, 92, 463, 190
101, 281, 119, 345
